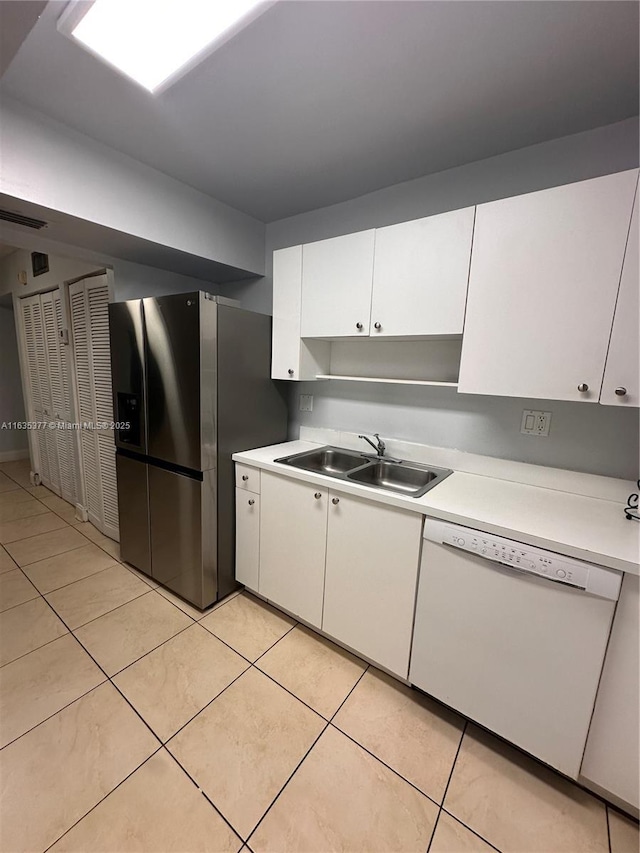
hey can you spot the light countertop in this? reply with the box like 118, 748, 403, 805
233, 440, 640, 575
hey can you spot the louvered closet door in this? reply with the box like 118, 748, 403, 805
52, 290, 79, 505
41, 292, 62, 495
69, 275, 119, 540
20, 296, 48, 485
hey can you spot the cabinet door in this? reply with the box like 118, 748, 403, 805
600, 186, 639, 407
458, 170, 638, 402
322, 493, 422, 677
259, 472, 327, 627
235, 488, 260, 591
371, 207, 475, 337
300, 231, 375, 338
272, 246, 303, 380
580, 573, 639, 810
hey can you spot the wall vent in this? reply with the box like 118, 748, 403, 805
0, 209, 48, 229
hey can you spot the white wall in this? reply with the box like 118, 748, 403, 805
0, 304, 28, 455
241, 118, 639, 480
0, 247, 254, 304
0, 97, 266, 276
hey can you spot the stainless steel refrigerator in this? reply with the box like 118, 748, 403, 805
109, 292, 287, 609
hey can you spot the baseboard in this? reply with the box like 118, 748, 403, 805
0, 449, 30, 463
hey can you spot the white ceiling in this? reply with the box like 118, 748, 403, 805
1, 1, 638, 223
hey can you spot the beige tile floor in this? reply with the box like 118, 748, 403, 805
0, 457, 639, 853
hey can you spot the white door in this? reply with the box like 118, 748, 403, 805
600, 185, 639, 407
322, 493, 422, 677
272, 246, 303, 379
19, 295, 49, 485
69, 274, 119, 540
300, 230, 375, 338
259, 472, 327, 627
235, 488, 260, 591
52, 290, 79, 505
40, 291, 62, 495
371, 207, 475, 337
458, 170, 639, 402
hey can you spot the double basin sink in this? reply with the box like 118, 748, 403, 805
274, 446, 452, 498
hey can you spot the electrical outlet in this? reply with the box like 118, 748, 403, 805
299, 394, 314, 412
521, 410, 551, 437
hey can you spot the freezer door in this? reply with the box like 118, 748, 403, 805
109, 301, 147, 454
115, 453, 151, 575
149, 465, 216, 608
143, 294, 204, 470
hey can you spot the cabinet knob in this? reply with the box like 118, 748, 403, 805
242, 475, 249, 481
577, 383, 589, 393
374, 322, 382, 331
356, 322, 363, 331
331, 497, 340, 505
314, 492, 322, 499
615, 387, 628, 397
288, 368, 294, 376
248, 498, 255, 506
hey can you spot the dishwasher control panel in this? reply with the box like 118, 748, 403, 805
444, 529, 590, 588
423, 518, 622, 601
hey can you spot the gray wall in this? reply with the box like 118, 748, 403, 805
244, 118, 639, 479
0, 305, 28, 454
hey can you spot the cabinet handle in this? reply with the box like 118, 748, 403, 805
356, 322, 363, 331
242, 475, 249, 481
248, 499, 255, 506
331, 497, 340, 505
288, 368, 294, 376
577, 383, 589, 393
615, 387, 628, 397
374, 322, 382, 331
314, 492, 322, 499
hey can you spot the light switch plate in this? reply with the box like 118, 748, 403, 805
521, 410, 551, 436
299, 394, 314, 412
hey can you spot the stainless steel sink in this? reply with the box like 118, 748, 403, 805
274, 446, 452, 498
346, 460, 442, 496
275, 446, 369, 475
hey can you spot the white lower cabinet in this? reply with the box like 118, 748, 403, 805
240, 468, 423, 676
258, 472, 328, 627
580, 573, 639, 812
235, 488, 260, 591
322, 493, 422, 678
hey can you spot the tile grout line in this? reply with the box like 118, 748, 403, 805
24, 555, 132, 598
41, 746, 165, 853
437, 808, 504, 853
425, 719, 468, 853
245, 663, 371, 847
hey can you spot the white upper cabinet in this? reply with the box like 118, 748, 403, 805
300, 230, 375, 338
370, 207, 475, 337
600, 187, 639, 407
272, 246, 304, 379
458, 170, 639, 402
271, 246, 330, 380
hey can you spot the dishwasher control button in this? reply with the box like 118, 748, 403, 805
556, 569, 567, 579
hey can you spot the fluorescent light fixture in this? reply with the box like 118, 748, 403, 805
58, 0, 271, 93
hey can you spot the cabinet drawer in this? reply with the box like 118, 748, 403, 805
235, 488, 260, 591
235, 464, 260, 494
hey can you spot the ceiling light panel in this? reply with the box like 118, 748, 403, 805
59, 0, 269, 93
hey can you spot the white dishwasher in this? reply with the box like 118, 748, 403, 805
410, 518, 622, 779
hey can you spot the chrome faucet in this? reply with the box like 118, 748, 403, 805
358, 433, 386, 458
